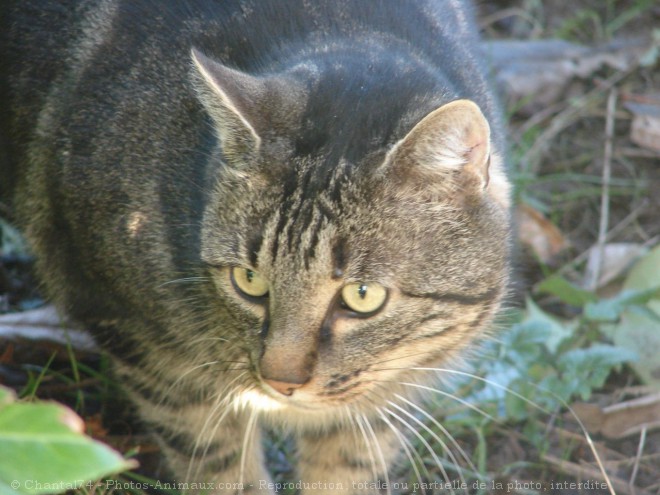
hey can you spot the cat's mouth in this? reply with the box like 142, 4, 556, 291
252, 360, 367, 408
242, 370, 364, 411
239, 385, 334, 412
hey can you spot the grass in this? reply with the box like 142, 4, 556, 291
554, 0, 657, 41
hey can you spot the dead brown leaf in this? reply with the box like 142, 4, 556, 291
624, 93, 660, 153
517, 203, 569, 263
572, 393, 660, 439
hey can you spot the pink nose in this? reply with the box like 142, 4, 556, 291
264, 378, 305, 396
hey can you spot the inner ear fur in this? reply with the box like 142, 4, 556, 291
386, 99, 493, 196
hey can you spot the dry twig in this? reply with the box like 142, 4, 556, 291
584, 89, 618, 290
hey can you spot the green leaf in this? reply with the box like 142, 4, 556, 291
626, 304, 660, 323
0, 386, 135, 495
0, 218, 29, 257
612, 245, 660, 389
539, 375, 572, 404
584, 287, 660, 322
537, 274, 597, 307
504, 379, 534, 420
638, 28, 660, 67
524, 298, 574, 355
556, 344, 637, 400
500, 319, 549, 362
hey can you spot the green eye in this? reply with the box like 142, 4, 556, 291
231, 267, 269, 298
341, 282, 387, 315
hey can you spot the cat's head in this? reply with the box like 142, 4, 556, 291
191, 49, 511, 414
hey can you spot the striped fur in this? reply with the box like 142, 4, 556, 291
1, 1, 511, 493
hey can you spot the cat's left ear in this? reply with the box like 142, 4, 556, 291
384, 99, 508, 205
190, 48, 263, 165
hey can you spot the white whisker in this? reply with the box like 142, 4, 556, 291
383, 406, 457, 495
187, 390, 226, 482
410, 366, 616, 495
399, 381, 495, 422
343, 405, 365, 459
394, 393, 480, 482
387, 400, 468, 493
157, 360, 222, 408
412, 367, 548, 414
188, 375, 246, 481
377, 408, 428, 495
361, 413, 391, 495
239, 407, 259, 485
157, 276, 210, 288
354, 412, 380, 484
187, 335, 230, 346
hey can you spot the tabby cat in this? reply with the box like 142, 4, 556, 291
1, 0, 511, 493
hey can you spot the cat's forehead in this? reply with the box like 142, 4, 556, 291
250, 169, 353, 272
280, 50, 442, 164
250, 178, 455, 278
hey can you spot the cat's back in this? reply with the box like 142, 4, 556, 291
2, 0, 491, 128
2, 0, 498, 222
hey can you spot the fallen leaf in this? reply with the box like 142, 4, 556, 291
584, 242, 648, 290
516, 204, 569, 263
483, 37, 652, 114
625, 93, 660, 153
85, 413, 109, 441
0, 344, 14, 365
572, 393, 660, 439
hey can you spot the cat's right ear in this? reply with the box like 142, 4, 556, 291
191, 48, 262, 164
382, 99, 509, 207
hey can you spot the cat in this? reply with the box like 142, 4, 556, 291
1, 0, 512, 493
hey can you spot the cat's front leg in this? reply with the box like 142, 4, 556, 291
159, 408, 273, 494
296, 418, 401, 495
127, 386, 274, 494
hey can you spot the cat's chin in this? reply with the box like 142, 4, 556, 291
236, 387, 346, 414
235, 388, 367, 431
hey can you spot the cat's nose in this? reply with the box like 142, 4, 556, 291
259, 342, 316, 396
263, 378, 305, 396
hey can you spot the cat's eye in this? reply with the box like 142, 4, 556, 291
231, 267, 269, 298
341, 282, 387, 315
